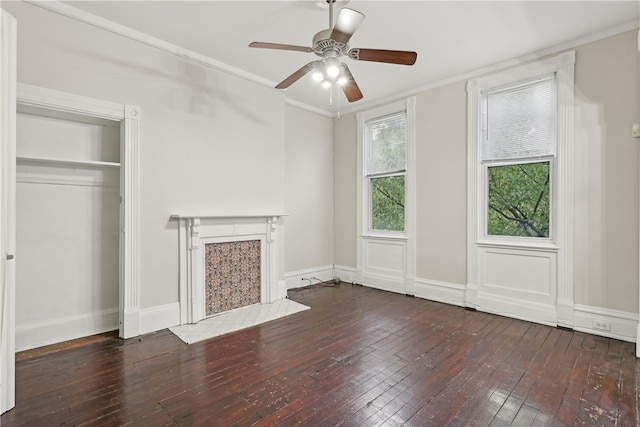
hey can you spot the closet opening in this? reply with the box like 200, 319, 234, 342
15, 105, 121, 351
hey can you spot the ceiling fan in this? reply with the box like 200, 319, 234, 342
249, 0, 417, 103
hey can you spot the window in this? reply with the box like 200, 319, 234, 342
481, 75, 556, 239
356, 97, 415, 294
365, 112, 407, 232
466, 51, 575, 326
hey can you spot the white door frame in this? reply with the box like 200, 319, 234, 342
637, 27, 640, 358
0, 82, 142, 414
1, 9, 17, 415
15, 84, 142, 340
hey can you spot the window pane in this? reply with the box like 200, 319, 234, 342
482, 77, 556, 161
487, 162, 550, 238
371, 176, 405, 231
367, 114, 406, 175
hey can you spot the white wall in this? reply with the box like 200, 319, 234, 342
414, 81, 467, 286
284, 105, 334, 282
333, 113, 357, 269
573, 31, 639, 313
2, 1, 286, 314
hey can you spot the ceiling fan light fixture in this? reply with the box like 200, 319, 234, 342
326, 65, 340, 78
336, 75, 348, 86
312, 70, 324, 82
325, 58, 340, 78
321, 80, 332, 89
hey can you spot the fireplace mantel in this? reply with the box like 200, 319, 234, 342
172, 213, 288, 325
171, 213, 288, 220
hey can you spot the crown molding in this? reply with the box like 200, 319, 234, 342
24, 1, 277, 87
24, 1, 639, 119
338, 19, 639, 117
285, 98, 334, 118
27, 0, 338, 116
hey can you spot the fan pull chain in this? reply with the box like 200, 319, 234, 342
329, 83, 333, 107
337, 85, 342, 118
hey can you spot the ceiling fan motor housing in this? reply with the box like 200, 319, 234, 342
312, 29, 349, 58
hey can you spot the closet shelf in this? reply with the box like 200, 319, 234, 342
17, 156, 121, 168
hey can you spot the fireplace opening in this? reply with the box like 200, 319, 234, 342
205, 239, 261, 316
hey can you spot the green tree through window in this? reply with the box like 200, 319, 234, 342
372, 176, 404, 231
487, 161, 550, 237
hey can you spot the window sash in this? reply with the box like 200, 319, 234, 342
366, 112, 407, 176
366, 170, 406, 179
369, 175, 405, 232
484, 160, 552, 239
481, 74, 557, 163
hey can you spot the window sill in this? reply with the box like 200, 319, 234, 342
362, 233, 408, 241
476, 238, 559, 252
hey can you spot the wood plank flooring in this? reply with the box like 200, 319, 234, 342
2, 283, 639, 426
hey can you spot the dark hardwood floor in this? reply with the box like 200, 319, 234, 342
2, 283, 639, 426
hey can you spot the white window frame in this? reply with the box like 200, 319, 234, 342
467, 50, 575, 327
356, 97, 416, 295
364, 111, 408, 236
480, 73, 558, 244
358, 98, 415, 239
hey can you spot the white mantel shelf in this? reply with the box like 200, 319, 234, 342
171, 213, 288, 220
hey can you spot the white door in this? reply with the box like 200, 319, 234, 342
1, 9, 17, 415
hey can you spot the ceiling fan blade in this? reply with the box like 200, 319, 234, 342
339, 63, 363, 103
348, 48, 417, 66
275, 62, 318, 89
330, 8, 365, 44
249, 42, 313, 53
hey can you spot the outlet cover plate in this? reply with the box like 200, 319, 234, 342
592, 319, 611, 331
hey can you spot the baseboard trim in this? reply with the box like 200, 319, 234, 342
16, 308, 119, 352
333, 265, 357, 283
359, 272, 407, 295
170, 263, 637, 345
574, 304, 637, 343
475, 292, 558, 327
414, 278, 466, 307
284, 265, 334, 289
139, 302, 180, 336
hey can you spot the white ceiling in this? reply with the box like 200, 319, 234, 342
60, 0, 639, 115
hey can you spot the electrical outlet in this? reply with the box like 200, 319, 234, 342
592, 320, 611, 331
